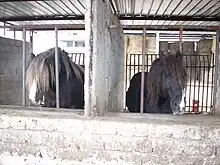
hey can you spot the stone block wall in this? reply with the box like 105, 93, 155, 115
0, 109, 220, 164
0, 37, 31, 105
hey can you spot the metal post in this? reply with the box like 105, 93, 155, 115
22, 28, 26, 107
213, 30, 220, 115
55, 26, 60, 108
3, 22, 5, 36
179, 26, 183, 53
155, 32, 160, 54
140, 27, 146, 113
30, 31, 33, 53
13, 29, 16, 39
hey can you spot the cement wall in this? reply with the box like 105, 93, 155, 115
0, 37, 31, 105
0, 108, 220, 165
85, 0, 124, 115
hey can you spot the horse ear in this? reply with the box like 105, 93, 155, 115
31, 53, 35, 60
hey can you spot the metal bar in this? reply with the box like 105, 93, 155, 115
22, 28, 26, 107
13, 28, 16, 39
147, 0, 155, 16
201, 55, 205, 112
0, 24, 84, 29
140, 27, 146, 114
179, 26, 183, 53
154, 0, 164, 15
55, 26, 60, 108
213, 30, 220, 115
119, 15, 220, 21
197, 52, 201, 112
2, 25, 219, 32
109, 0, 117, 14
0, 15, 84, 22
30, 30, 33, 53
3, 22, 5, 36
169, 0, 183, 16
156, 32, 159, 54
205, 55, 210, 112
210, 53, 215, 113
185, 0, 203, 16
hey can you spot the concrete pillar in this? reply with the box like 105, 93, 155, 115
214, 30, 220, 115
85, 0, 124, 117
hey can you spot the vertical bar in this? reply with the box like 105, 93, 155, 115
22, 28, 26, 107
134, 53, 136, 75
197, 54, 201, 112
205, 54, 210, 112
179, 26, 183, 53
213, 30, 220, 115
30, 31, 33, 53
13, 28, 16, 39
140, 27, 146, 114
155, 32, 160, 54
138, 54, 140, 72
210, 53, 215, 113
3, 22, 5, 36
201, 55, 206, 112
55, 26, 60, 108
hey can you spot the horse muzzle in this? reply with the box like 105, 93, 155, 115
170, 102, 184, 115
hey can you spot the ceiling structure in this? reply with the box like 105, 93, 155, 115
0, 0, 219, 31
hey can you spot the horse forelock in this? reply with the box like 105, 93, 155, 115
146, 55, 187, 106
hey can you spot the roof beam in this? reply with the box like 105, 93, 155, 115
0, 15, 84, 22
0, 0, 53, 1
119, 15, 220, 22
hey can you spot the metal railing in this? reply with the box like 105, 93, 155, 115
125, 53, 215, 113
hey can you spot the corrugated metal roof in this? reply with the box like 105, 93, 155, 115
0, 0, 85, 21
115, 0, 220, 27
0, 0, 219, 29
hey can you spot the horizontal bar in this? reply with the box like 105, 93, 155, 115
119, 15, 220, 22
0, 0, 54, 1
0, 15, 84, 22
0, 24, 219, 31
0, 24, 84, 30
122, 25, 220, 31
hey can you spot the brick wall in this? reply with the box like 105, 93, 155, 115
0, 108, 220, 164
0, 37, 31, 105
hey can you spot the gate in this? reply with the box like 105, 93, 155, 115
69, 53, 85, 65
125, 53, 215, 113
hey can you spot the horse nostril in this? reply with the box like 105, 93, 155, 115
174, 102, 178, 107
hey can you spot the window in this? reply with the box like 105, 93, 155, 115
75, 40, 85, 47
66, 41, 73, 47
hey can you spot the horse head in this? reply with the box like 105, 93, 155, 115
159, 51, 184, 115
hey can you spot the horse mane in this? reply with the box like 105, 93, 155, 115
146, 53, 188, 106
26, 47, 84, 93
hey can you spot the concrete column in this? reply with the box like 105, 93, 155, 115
214, 30, 220, 115
85, 0, 124, 117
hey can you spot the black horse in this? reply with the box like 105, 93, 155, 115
26, 47, 84, 109
126, 51, 188, 115
126, 71, 172, 113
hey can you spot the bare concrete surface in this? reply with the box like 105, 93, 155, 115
0, 106, 220, 165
